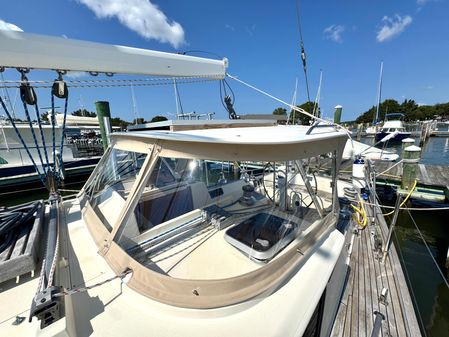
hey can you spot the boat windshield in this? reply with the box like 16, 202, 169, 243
107, 151, 336, 275
84, 147, 148, 231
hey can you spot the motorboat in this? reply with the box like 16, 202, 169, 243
375, 113, 411, 142
0, 116, 103, 190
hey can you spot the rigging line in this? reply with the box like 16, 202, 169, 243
226, 73, 353, 135
0, 74, 223, 85
295, 0, 311, 103
33, 101, 51, 175
224, 78, 235, 105
59, 95, 69, 160
406, 209, 449, 289
375, 160, 404, 177
0, 96, 45, 184
51, 93, 56, 176
0, 72, 15, 118
20, 100, 47, 174
0, 78, 218, 89
179, 50, 224, 59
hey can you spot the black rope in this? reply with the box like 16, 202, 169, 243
220, 79, 238, 119
179, 50, 223, 59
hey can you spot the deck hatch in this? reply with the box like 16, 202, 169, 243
224, 213, 297, 261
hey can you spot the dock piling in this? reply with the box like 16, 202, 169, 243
95, 101, 112, 150
356, 124, 362, 141
401, 145, 421, 190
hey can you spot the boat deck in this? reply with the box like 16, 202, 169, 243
331, 199, 422, 337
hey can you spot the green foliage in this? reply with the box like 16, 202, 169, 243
41, 112, 49, 123
272, 107, 287, 116
110, 117, 130, 129
355, 99, 449, 123
71, 109, 97, 117
150, 115, 168, 123
289, 101, 319, 125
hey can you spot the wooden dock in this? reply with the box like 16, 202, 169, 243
331, 199, 422, 337
340, 161, 449, 189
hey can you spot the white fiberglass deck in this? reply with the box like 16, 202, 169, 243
0, 200, 344, 337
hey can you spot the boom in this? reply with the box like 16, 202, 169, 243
0, 31, 228, 78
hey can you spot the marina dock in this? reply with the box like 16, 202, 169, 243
340, 161, 449, 202
332, 199, 421, 337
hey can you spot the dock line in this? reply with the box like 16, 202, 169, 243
383, 180, 417, 216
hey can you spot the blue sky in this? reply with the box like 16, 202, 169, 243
0, 0, 448, 122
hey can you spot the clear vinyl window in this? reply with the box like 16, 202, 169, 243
85, 147, 147, 231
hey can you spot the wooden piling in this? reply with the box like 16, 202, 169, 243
356, 124, 362, 141
401, 145, 421, 190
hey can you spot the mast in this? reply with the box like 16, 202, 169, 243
374, 61, 384, 124
313, 70, 323, 117
130, 84, 139, 124
290, 78, 298, 124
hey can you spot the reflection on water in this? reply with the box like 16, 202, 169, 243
393, 209, 449, 337
359, 135, 449, 166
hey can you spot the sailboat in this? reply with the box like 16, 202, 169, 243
0, 31, 420, 337
365, 62, 383, 137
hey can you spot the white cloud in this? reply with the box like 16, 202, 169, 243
323, 24, 345, 43
0, 19, 23, 32
376, 15, 412, 42
77, 0, 185, 48
66, 71, 88, 79
245, 24, 256, 36
225, 24, 235, 32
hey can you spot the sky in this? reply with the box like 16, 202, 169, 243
0, 0, 448, 122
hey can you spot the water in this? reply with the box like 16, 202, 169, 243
359, 135, 449, 166
0, 180, 86, 206
393, 209, 449, 336
359, 133, 449, 336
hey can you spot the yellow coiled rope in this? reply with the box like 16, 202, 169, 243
383, 179, 417, 216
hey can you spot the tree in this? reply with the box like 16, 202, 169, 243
354, 98, 445, 123
41, 112, 49, 123
272, 107, 287, 116
132, 118, 145, 125
110, 117, 131, 129
289, 101, 319, 125
71, 109, 97, 117
150, 115, 168, 123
